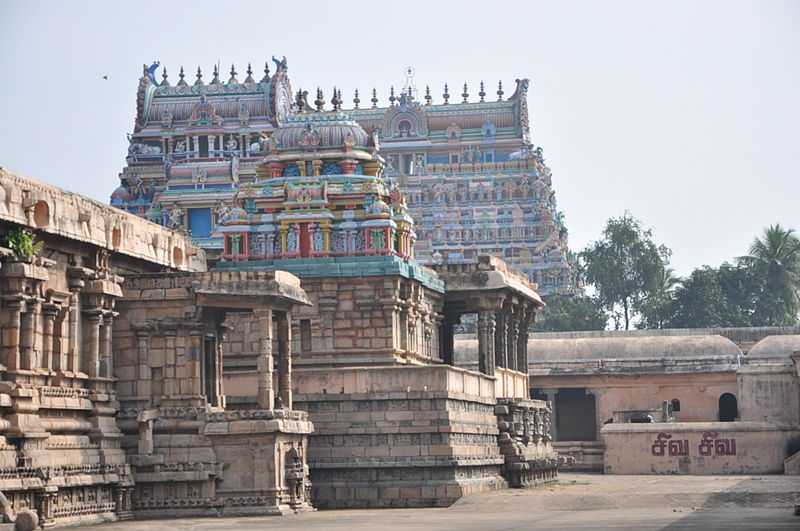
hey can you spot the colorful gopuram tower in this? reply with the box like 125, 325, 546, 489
113, 60, 573, 295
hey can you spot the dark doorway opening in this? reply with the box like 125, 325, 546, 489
718, 393, 738, 422
203, 335, 218, 407
556, 388, 597, 441
199, 136, 209, 158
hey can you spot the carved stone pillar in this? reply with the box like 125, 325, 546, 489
517, 308, 531, 374
20, 299, 40, 370
2, 299, 23, 370
100, 313, 114, 378
67, 288, 81, 372
41, 303, 59, 371
508, 316, 520, 372
542, 388, 558, 441
254, 308, 274, 410
276, 311, 292, 409
477, 310, 496, 376
440, 314, 457, 366
494, 310, 508, 369
83, 309, 103, 378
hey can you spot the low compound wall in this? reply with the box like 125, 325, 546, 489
602, 422, 800, 475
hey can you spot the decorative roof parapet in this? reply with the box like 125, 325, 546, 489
0, 168, 206, 272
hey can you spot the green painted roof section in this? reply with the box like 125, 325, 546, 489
213, 255, 445, 292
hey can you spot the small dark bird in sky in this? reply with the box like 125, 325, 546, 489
102, 75, 108, 80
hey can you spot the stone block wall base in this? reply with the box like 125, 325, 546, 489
311, 467, 507, 509
133, 503, 298, 520
45, 512, 118, 529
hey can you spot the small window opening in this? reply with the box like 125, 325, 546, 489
670, 398, 681, 412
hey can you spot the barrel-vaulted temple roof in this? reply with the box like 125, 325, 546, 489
746, 334, 800, 360
451, 334, 747, 376
131, 58, 532, 145
526, 335, 742, 363
0, 168, 206, 272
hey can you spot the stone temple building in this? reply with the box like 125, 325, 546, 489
111, 58, 573, 294
205, 96, 558, 508
0, 169, 315, 528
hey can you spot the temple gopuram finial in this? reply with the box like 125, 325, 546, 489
462, 82, 469, 103
261, 61, 271, 83
178, 66, 187, 87
353, 89, 360, 109
211, 64, 220, 84
296, 88, 309, 113
195, 66, 203, 86
443, 83, 450, 104
389, 86, 396, 106
315, 87, 325, 111
228, 64, 238, 84
479, 81, 485, 102
244, 63, 255, 84
371, 88, 378, 108
331, 86, 341, 111
161, 67, 170, 87
497, 80, 504, 101
425, 85, 432, 105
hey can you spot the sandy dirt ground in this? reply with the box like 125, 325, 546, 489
89, 473, 800, 530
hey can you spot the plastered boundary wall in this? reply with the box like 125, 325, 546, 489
602, 422, 800, 474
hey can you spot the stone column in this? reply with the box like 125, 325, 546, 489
83, 309, 103, 377
517, 307, 531, 374
41, 303, 59, 371
517, 326, 529, 375
477, 310, 496, 376
100, 313, 114, 378
494, 310, 508, 369
20, 299, 39, 370
508, 315, 520, 373
193, 135, 200, 158
2, 300, 23, 371
254, 309, 274, 410
440, 314, 457, 366
542, 388, 558, 441
68, 289, 81, 372
276, 311, 292, 409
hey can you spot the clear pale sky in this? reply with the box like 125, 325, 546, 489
1, 0, 797, 276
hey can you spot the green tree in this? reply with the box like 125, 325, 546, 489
738, 224, 800, 325
581, 214, 670, 329
533, 295, 607, 332
638, 266, 680, 329
668, 263, 758, 328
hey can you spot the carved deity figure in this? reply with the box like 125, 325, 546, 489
225, 137, 239, 152
167, 207, 183, 229
286, 226, 298, 253
312, 226, 324, 252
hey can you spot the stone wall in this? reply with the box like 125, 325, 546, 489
602, 422, 800, 474
221, 275, 444, 374
291, 365, 505, 508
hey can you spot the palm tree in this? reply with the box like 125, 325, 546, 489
639, 266, 681, 328
739, 224, 800, 325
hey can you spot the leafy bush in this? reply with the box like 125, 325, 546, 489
4, 227, 44, 260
